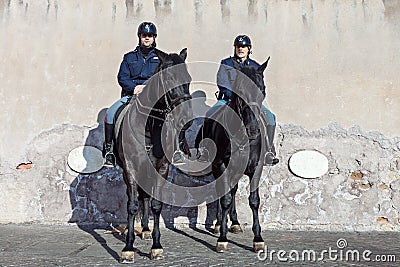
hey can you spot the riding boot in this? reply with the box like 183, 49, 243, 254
259, 112, 279, 166
103, 123, 116, 167
265, 125, 279, 166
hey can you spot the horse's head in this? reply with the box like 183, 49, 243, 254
148, 48, 193, 131
230, 58, 269, 140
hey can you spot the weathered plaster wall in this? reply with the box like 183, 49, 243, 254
0, 0, 400, 229
1, 122, 399, 232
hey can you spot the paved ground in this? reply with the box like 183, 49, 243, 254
0, 224, 399, 266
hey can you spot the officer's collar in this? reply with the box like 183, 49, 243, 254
233, 55, 250, 65
140, 46, 153, 53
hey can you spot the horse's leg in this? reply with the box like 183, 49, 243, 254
216, 191, 233, 253
249, 186, 265, 252
213, 161, 232, 253
229, 184, 243, 233
213, 199, 222, 234
138, 187, 152, 240
150, 197, 163, 260
120, 173, 139, 263
215, 185, 241, 234
149, 157, 168, 260
248, 157, 266, 252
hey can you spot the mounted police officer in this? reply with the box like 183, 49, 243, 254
207, 35, 279, 166
103, 22, 160, 167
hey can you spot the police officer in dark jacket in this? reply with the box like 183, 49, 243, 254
103, 22, 160, 167
208, 35, 279, 165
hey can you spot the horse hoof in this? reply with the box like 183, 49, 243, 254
253, 242, 266, 253
119, 251, 134, 264
230, 224, 243, 234
213, 225, 220, 234
216, 242, 228, 253
150, 248, 164, 260
141, 230, 152, 240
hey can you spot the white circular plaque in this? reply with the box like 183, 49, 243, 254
289, 150, 329, 179
67, 146, 104, 174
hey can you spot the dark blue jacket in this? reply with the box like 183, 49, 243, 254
117, 46, 160, 97
216, 56, 265, 100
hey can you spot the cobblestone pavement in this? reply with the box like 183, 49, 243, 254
0, 224, 399, 266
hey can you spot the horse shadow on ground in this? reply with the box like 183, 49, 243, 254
68, 108, 128, 260
160, 90, 217, 232
68, 91, 225, 260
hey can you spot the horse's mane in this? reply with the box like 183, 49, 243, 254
139, 48, 191, 110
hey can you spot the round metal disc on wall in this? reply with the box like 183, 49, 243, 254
289, 150, 329, 179
67, 146, 104, 174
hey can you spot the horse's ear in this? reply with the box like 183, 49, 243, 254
179, 48, 188, 61
155, 49, 169, 62
258, 56, 271, 73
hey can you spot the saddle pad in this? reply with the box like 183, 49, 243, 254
114, 102, 152, 152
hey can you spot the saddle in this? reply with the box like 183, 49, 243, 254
113, 97, 154, 154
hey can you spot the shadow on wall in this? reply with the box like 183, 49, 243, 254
67, 90, 220, 259
68, 107, 127, 261
69, 108, 127, 225
160, 90, 218, 230
68, 90, 218, 228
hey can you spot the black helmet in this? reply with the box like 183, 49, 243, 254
233, 35, 251, 48
137, 22, 157, 37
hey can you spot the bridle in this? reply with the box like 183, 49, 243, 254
134, 61, 192, 122
164, 91, 192, 114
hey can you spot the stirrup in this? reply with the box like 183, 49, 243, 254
196, 147, 210, 163
104, 152, 116, 167
264, 152, 279, 166
172, 150, 187, 166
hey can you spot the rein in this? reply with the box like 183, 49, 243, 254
221, 96, 261, 156
132, 65, 192, 123
229, 96, 261, 129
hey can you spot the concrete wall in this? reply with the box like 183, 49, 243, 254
1, 0, 400, 230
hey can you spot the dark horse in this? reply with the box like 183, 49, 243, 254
115, 48, 193, 263
195, 59, 269, 253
